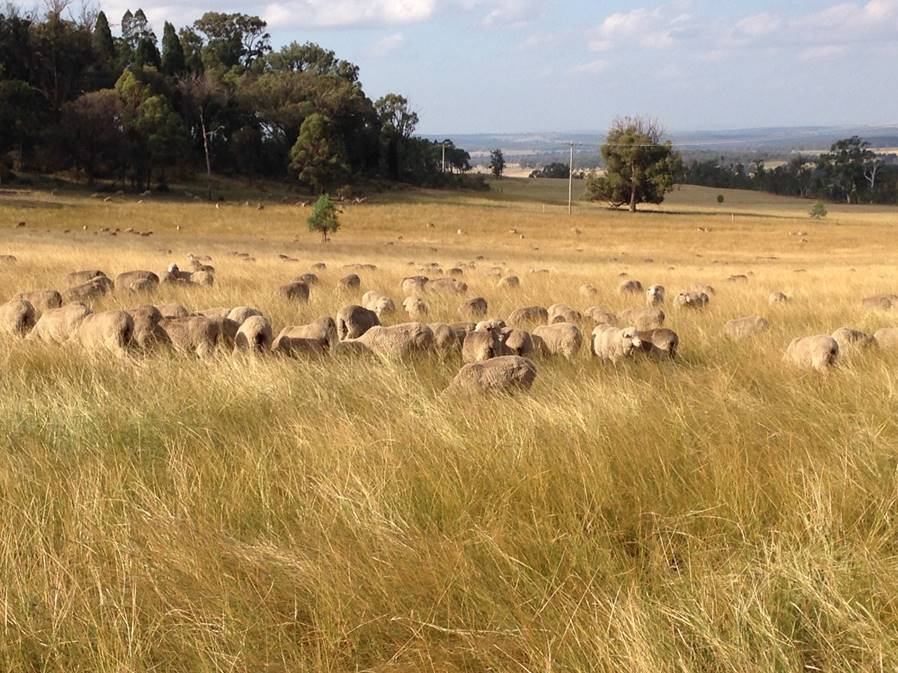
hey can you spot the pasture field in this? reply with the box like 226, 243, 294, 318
3, 180, 898, 672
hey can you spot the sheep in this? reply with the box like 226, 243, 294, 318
0, 298, 35, 336
675, 292, 710, 309
785, 335, 839, 373
336, 305, 380, 340
296, 272, 318, 286
462, 324, 503, 363
190, 270, 215, 287
209, 317, 240, 349
403, 296, 428, 319
637, 328, 679, 359
532, 323, 583, 360
646, 285, 665, 306
345, 322, 434, 358
507, 306, 549, 328
591, 325, 643, 362
459, 297, 488, 319
362, 291, 396, 318
428, 278, 467, 294
72, 310, 134, 353
501, 328, 534, 357
162, 264, 193, 283
28, 303, 92, 343
724, 316, 770, 340
430, 322, 474, 354
548, 304, 582, 324
874, 328, 898, 349
159, 316, 220, 356
400, 276, 429, 295
727, 274, 749, 283
579, 284, 598, 299
339, 274, 361, 290
584, 306, 617, 326
618, 307, 664, 331
273, 317, 337, 355
618, 279, 643, 295
158, 303, 189, 319
198, 307, 231, 319
694, 283, 715, 296
227, 306, 263, 325
278, 281, 310, 303
769, 292, 791, 305
15, 290, 62, 313
65, 270, 108, 286
831, 327, 876, 352
127, 304, 169, 350
234, 315, 273, 353
862, 294, 898, 310
114, 270, 159, 293
447, 355, 537, 394
498, 275, 520, 289
312, 262, 327, 270
63, 276, 112, 303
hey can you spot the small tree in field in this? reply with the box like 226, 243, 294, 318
810, 202, 827, 219
717, 194, 725, 204
308, 194, 340, 242
489, 148, 505, 179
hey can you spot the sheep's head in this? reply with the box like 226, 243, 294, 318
620, 327, 642, 353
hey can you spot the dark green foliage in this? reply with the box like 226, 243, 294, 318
810, 202, 827, 219
290, 113, 350, 193
307, 194, 340, 242
489, 148, 505, 178
161, 22, 185, 76
530, 162, 569, 179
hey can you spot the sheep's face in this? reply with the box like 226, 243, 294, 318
647, 286, 665, 304
167, 263, 179, 273
620, 328, 642, 352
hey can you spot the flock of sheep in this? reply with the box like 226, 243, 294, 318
0, 254, 895, 392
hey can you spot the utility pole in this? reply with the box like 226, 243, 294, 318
568, 142, 574, 215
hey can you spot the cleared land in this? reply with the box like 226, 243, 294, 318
2, 180, 898, 672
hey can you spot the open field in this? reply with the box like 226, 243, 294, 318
3, 180, 898, 671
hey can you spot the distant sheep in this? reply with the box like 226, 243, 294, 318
73, 310, 134, 353
278, 281, 310, 303
592, 325, 642, 362
336, 305, 380, 340
459, 297, 488, 319
345, 322, 434, 358
234, 315, 273, 353
618, 307, 664, 331
507, 306, 548, 328
637, 328, 679, 359
0, 298, 35, 336
28, 303, 92, 343
447, 355, 537, 393
831, 327, 875, 352
675, 292, 709, 309
646, 285, 665, 306
362, 291, 396, 318
785, 335, 839, 373
532, 323, 583, 360
548, 304, 582, 324
724, 316, 769, 340
769, 292, 791, 305
618, 279, 643, 295
273, 317, 337, 355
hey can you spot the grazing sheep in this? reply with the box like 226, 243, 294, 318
312, 262, 327, 270
462, 325, 503, 363
296, 272, 318, 285
188, 258, 214, 273
728, 274, 749, 283
675, 292, 710, 309
874, 328, 898, 349
592, 325, 643, 362
831, 327, 875, 352
0, 298, 35, 336
278, 281, 310, 303
338, 274, 361, 290
209, 317, 240, 349
63, 276, 112, 303
400, 276, 429, 295
769, 292, 791, 305
28, 303, 92, 343
548, 304, 582, 324
429, 323, 460, 353
159, 316, 220, 356
507, 306, 549, 328
579, 284, 598, 299
114, 270, 159, 293
618, 307, 664, 331
65, 270, 107, 286
234, 315, 273, 353
862, 294, 898, 310
158, 303, 189, 319
646, 285, 665, 306
198, 307, 231, 319
15, 290, 62, 313
618, 279, 643, 295
429, 277, 467, 294
128, 305, 168, 349
227, 306, 263, 325
532, 323, 583, 360
475, 319, 506, 333
459, 297, 488, 319
403, 296, 428, 319
362, 291, 396, 318
785, 335, 839, 373
584, 306, 617, 326
498, 275, 520, 289
637, 328, 679, 359
694, 283, 715, 296
273, 317, 337, 355
190, 270, 215, 287
73, 310, 134, 353
501, 328, 534, 357
162, 264, 193, 283
447, 355, 537, 394
724, 316, 770, 340
346, 322, 434, 358
336, 305, 380, 340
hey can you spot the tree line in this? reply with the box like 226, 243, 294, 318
683, 137, 895, 204
0, 3, 478, 195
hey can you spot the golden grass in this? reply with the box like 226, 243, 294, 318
2, 181, 898, 671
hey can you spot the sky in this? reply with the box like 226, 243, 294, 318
32, 0, 898, 133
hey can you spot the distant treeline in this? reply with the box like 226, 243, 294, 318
683, 137, 897, 204
0, 5, 479, 194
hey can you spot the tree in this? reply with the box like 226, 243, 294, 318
290, 113, 350, 193
585, 117, 681, 212
178, 73, 227, 199
161, 22, 185, 76
307, 194, 340, 242
818, 136, 873, 204
376, 93, 417, 180
0, 80, 48, 172
489, 148, 506, 178
717, 194, 725, 204
192, 12, 270, 70
267, 42, 359, 82
92, 11, 114, 63
61, 89, 127, 184
810, 202, 827, 219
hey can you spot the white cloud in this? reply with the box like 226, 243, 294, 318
798, 45, 849, 61
368, 32, 406, 56
571, 59, 609, 75
264, 0, 438, 28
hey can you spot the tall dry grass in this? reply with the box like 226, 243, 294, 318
1, 183, 898, 671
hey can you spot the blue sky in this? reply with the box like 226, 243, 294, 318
54, 0, 898, 133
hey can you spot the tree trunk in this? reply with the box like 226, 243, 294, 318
629, 183, 637, 212
200, 110, 212, 201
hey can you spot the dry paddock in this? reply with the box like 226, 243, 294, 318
1, 183, 898, 672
